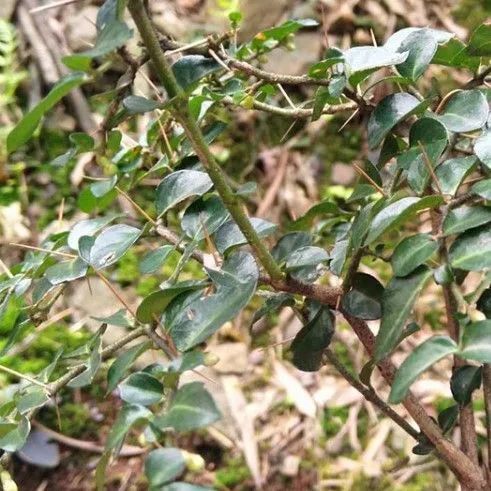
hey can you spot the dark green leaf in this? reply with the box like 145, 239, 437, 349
119, 372, 163, 406
472, 179, 491, 200
145, 448, 185, 487
392, 233, 438, 277
16, 389, 50, 415
67, 215, 119, 251
83, 224, 141, 270
475, 130, 491, 168
288, 200, 342, 231
477, 288, 491, 318
172, 55, 220, 90
450, 365, 482, 406
438, 404, 459, 433
384, 27, 453, 52
341, 272, 384, 320
62, 20, 132, 69
93, 309, 133, 328
272, 232, 312, 262
344, 46, 408, 84
443, 205, 491, 235
0, 416, 30, 452
396, 29, 438, 81
136, 281, 207, 324
123, 96, 161, 114
291, 303, 334, 372
435, 156, 477, 195
106, 404, 151, 450
166, 252, 258, 351
45, 258, 88, 285
182, 195, 229, 240
68, 335, 102, 388
460, 320, 491, 362
367, 93, 426, 148
252, 293, 295, 324
7, 72, 86, 152
285, 246, 329, 273
366, 196, 443, 244
437, 90, 489, 132
389, 336, 457, 403
449, 224, 491, 271
213, 218, 276, 255
139, 246, 174, 274
374, 266, 432, 361
107, 342, 151, 393
153, 382, 220, 431
156, 170, 213, 215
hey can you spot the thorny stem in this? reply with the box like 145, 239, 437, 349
128, 0, 284, 282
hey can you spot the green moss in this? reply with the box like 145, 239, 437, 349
322, 405, 349, 438
0, 323, 91, 385
39, 401, 98, 438
400, 472, 444, 491
214, 457, 251, 488
350, 474, 394, 491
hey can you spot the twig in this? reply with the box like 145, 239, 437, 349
256, 149, 288, 217
324, 349, 419, 440
482, 365, 491, 478
352, 163, 386, 196
32, 421, 145, 456
418, 142, 443, 195
0, 364, 50, 391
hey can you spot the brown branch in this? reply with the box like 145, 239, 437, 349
324, 349, 419, 439
482, 364, 491, 479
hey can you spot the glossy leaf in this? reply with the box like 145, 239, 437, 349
443, 205, 491, 236
374, 266, 432, 361
449, 224, 491, 271
136, 281, 207, 324
284, 246, 329, 280
67, 215, 119, 251
107, 342, 151, 393
181, 195, 229, 240
213, 218, 276, 255
45, 258, 88, 285
389, 336, 457, 403
153, 382, 220, 431
343, 46, 408, 82
367, 93, 426, 148
291, 302, 335, 372
272, 232, 312, 262
81, 224, 141, 270
460, 320, 491, 362
366, 196, 443, 244
145, 448, 185, 488
172, 55, 220, 90
437, 90, 489, 133
106, 404, 151, 450
119, 372, 163, 406
341, 272, 384, 320
156, 170, 213, 215
62, 20, 132, 70
7, 72, 86, 152
166, 252, 258, 351
450, 365, 482, 406
139, 246, 174, 274
384, 27, 453, 52
68, 336, 102, 388
472, 179, 491, 200
391, 234, 438, 277
0, 416, 30, 452
435, 156, 477, 195
123, 96, 161, 114
92, 309, 132, 328
475, 130, 491, 168
396, 29, 438, 80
